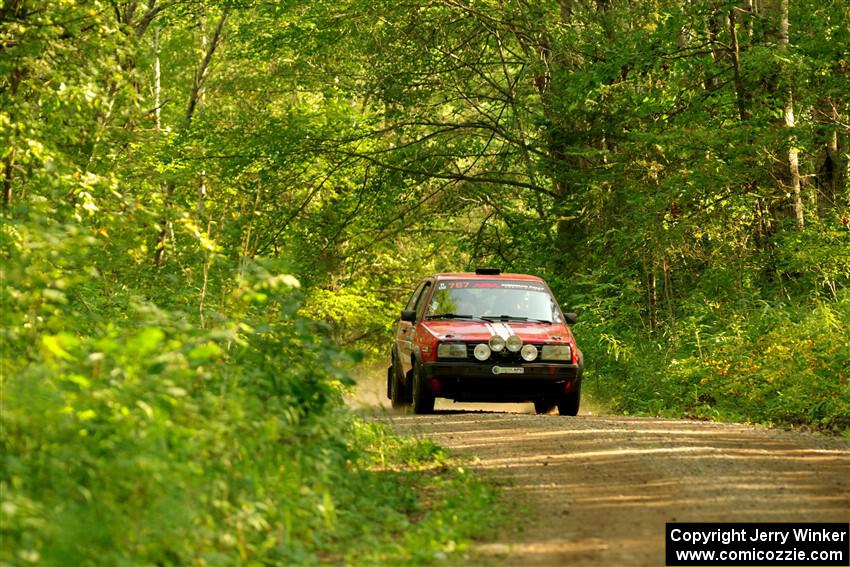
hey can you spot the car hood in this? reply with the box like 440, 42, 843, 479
421, 320, 572, 343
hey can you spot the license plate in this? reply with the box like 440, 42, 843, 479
492, 366, 524, 375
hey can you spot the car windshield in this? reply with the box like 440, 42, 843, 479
426, 280, 562, 323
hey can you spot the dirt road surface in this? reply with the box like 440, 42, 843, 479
350, 371, 850, 566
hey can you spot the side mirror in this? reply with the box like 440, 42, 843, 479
401, 309, 417, 322
564, 312, 578, 325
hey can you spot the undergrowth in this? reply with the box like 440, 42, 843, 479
580, 290, 850, 436
0, 215, 499, 565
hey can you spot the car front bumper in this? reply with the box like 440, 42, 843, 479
422, 361, 582, 402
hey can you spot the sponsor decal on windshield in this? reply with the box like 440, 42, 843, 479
436, 280, 547, 291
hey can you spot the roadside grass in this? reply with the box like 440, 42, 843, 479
581, 295, 850, 436
339, 363, 506, 564
0, 253, 501, 566
338, 420, 503, 565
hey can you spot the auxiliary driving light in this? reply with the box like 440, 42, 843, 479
473, 343, 491, 361
488, 335, 506, 352
520, 344, 538, 362
506, 334, 523, 352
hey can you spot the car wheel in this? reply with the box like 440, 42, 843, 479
390, 355, 409, 408
534, 400, 556, 415
557, 383, 581, 416
411, 361, 435, 414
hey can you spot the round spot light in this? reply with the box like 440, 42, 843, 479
473, 343, 491, 361
521, 344, 538, 362
488, 335, 506, 352
506, 335, 523, 352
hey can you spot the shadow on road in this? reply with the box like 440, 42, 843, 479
388, 412, 850, 567
348, 364, 850, 567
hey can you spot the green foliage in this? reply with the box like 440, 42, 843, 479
704, 299, 850, 430
580, 289, 850, 434
0, 214, 497, 564
3, 223, 319, 563
300, 278, 399, 359
305, 0, 849, 434
343, 422, 501, 565
1, 4, 501, 562
2, 0, 849, 561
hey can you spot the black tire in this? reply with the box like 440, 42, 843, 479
411, 361, 435, 414
534, 400, 556, 415
390, 355, 409, 408
557, 383, 581, 416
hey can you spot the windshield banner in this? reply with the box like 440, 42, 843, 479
436, 280, 547, 292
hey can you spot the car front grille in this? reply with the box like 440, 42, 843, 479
465, 343, 525, 363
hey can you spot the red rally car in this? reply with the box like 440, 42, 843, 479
388, 268, 584, 415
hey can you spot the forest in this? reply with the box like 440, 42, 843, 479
1, 0, 848, 564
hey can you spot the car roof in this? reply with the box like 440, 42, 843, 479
432, 272, 545, 282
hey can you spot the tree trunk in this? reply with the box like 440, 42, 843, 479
154, 28, 162, 131
767, 0, 804, 230
814, 100, 846, 216
184, 9, 228, 128
196, 10, 210, 220
663, 259, 675, 332
744, 0, 755, 38
784, 94, 804, 229
199, 219, 211, 328
705, 9, 723, 91
728, 8, 751, 121
2, 155, 12, 210
778, 0, 803, 229
154, 9, 228, 267
648, 266, 658, 334
839, 132, 850, 209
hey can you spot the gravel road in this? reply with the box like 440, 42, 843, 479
351, 372, 850, 566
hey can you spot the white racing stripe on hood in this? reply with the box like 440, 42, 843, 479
489, 322, 511, 340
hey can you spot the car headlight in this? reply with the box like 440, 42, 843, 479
437, 343, 467, 358
520, 344, 538, 362
541, 345, 572, 361
506, 335, 523, 352
488, 335, 505, 352
473, 343, 491, 361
